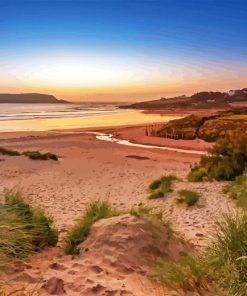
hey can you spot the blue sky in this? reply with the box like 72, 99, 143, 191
0, 0, 247, 101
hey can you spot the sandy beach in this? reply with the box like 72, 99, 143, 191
0, 125, 234, 295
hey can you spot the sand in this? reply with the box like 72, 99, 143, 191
0, 126, 234, 295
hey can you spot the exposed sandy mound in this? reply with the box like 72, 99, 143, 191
3, 214, 188, 296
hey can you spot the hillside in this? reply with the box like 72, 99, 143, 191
155, 109, 247, 142
120, 88, 247, 110
0, 93, 69, 104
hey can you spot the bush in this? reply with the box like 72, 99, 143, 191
224, 169, 247, 209
22, 151, 58, 161
188, 131, 247, 181
0, 147, 20, 156
148, 175, 176, 199
0, 192, 58, 263
177, 190, 200, 206
65, 201, 119, 255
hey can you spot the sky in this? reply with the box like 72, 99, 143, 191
0, 0, 247, 102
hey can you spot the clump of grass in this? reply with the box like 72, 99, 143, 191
130, 205, 173, 238
0, 147, 20, 156
187, 166, 207, 182
65, 201, 120, 255
130, 204, 152, 218
22, 151, 58, 161
177, 190, 200, 206
0, 192, 58, 264
207, 212, 247, 295
152, 256, 208, 291
152, 212, 247, 295
148, 175, 176, 199
223, 169, 247, 209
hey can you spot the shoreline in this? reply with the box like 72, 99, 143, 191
0, 121, 212, 153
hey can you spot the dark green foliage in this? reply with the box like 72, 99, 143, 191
0, 147, 20, 156
148, 175, 176, 199
177, 190, 200, 206
223, 169, 247, 209
188, 131, 247, 181
0, 193, 58, 261
65, 201, 120, 255
22, 151, 58, 161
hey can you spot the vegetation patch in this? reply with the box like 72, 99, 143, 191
177, 190, 200, 206
188, 130, 247, 181
0, 147, 21, 156
155, 109, 247, 142
148, 175, 176, 199
0, 146, 58, 161
22, 151, 58, 161
130, 204, 152, 218
65, 201, 120, 255
0, 192, 58, 264
223, 169, 247, 209
152, 212, 247, 295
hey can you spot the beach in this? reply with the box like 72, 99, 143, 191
0, 123, 235, 295
0, 125, 230, 244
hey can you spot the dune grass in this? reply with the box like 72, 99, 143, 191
0, 147, 21, 156
152, 211, 247, 295
148, 175, 176, 199
22, 151, 58, 161
0, 146, 58, 161
0, 192, 58, 264
130, 204, 152, 218
177, 189, 200, 206
223, 169, 247, 210
65, 201, 120, 255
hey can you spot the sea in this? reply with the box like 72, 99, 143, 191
0, 103, 177, 132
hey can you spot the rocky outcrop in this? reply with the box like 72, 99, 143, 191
156, 109, 247, 142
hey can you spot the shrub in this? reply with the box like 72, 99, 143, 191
0, 147, 20, 156
0, 192, 58, 263
22, 151, 58, 161
65, 201, 119, 255
148, 175, 176, 199
177, 190, 200, 206
188, 131, 247, 181
223, 169, 247, 209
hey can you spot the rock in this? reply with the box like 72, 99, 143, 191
42, 277, 65, 295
